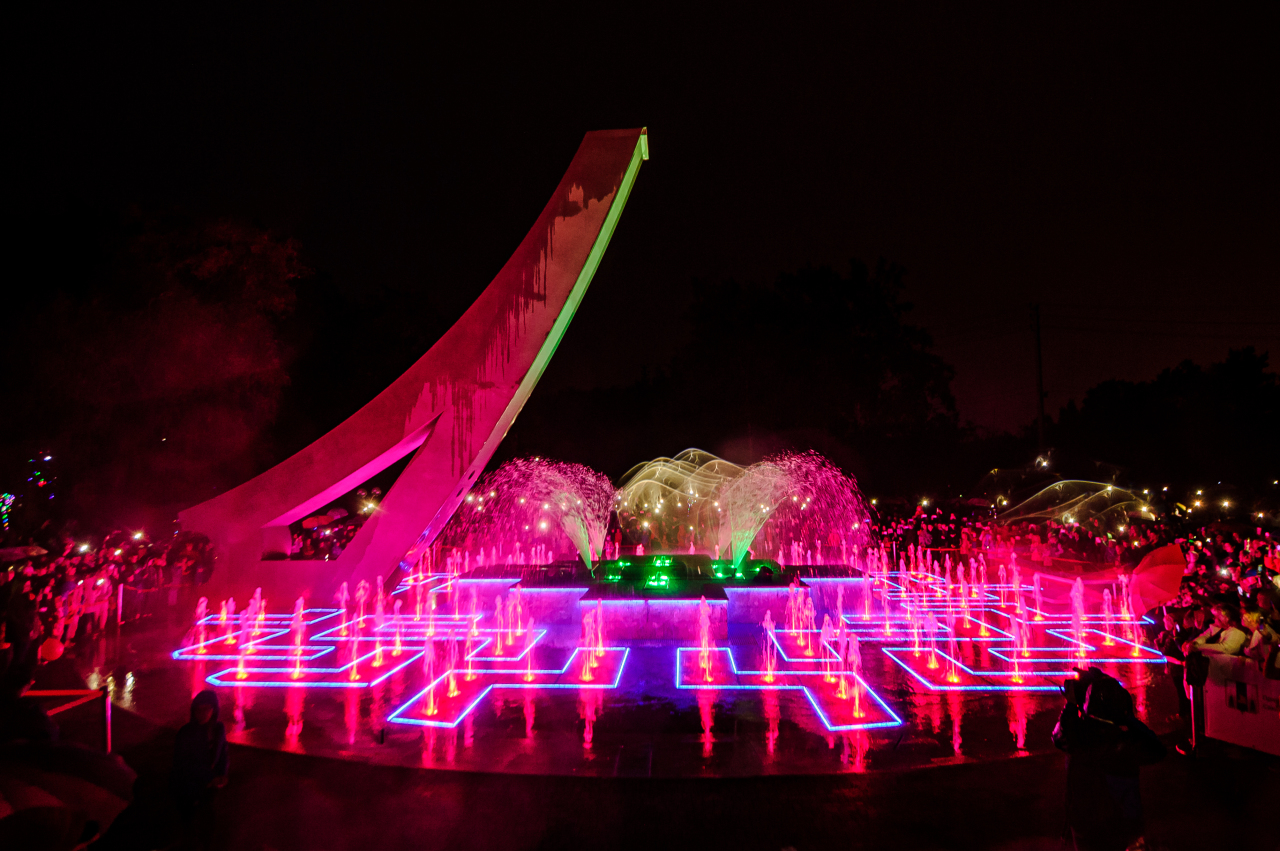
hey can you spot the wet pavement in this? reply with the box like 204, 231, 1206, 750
71, 579, 1180, 778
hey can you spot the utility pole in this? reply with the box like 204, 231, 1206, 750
1031, 303, 1046, 453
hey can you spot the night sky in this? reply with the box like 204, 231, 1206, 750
14, 6, 1278, 437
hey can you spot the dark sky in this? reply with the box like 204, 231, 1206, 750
14, 6, 1279, 435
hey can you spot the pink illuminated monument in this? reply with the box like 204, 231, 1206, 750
179, 129, 649, 601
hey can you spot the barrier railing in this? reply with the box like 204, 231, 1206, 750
28, 687, 112, 753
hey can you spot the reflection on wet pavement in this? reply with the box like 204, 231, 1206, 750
73, 575, 1179, 778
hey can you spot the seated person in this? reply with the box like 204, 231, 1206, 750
1183, 603, 1247, 657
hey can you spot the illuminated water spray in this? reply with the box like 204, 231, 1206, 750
616, 449, 743, 553
438, 457, 615, 570
1070, 578, 1087, 659
718, 452, 870, 572
290, 597, 304, 679
697, 596, 714, 683
422, 639, 438, 716
194, 597, 208, 653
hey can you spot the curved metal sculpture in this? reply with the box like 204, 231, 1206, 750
180, 128, 649, 600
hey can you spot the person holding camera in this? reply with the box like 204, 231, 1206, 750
1052, 667, 1166, 851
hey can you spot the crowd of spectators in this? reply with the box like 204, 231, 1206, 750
878, 505, 1279, 665
878, 502, 1280, 756
290, 520, 361, 561
1, 530, 213, 699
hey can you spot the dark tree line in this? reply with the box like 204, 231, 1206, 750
2, 216, 309, 534
502, 261, 972, 495
1048, 346, 1278, 488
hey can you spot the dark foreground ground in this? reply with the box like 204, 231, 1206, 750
46, 687, 1273, 851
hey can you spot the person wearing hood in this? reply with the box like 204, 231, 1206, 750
1052, 667, 1166, 851
171, 689, 229, 828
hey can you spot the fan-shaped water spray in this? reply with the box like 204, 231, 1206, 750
438, 457, 615, 569
720, 452, 873, 572
615, 449, 744, 554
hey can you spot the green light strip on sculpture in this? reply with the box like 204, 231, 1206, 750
497, 132, 648, 441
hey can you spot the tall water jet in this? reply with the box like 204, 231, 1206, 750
493, 595, 505, 657
290, 597, 305, 679
1070, 577, 1087, 659
392, 599, 404, 656
580, 607, 596, 681
422, 639, 439, 716
835, 619, 850, 697
446, 630, 460, 697
194, 597, 208, 653
1102, 589, 1115, 645
523, 617, 537, 682
761, 610, 778, 683
698, 596, 714, 683
222, 597, 236, 645
336, 582, 350, 635
848, 635, 864, 717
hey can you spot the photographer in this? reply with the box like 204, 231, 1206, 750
1052, 667, 1166, 851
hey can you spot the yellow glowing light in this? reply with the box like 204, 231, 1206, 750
132, 531, 144, 540
1221, 501, 1229, 508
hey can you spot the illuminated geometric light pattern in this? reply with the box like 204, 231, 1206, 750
674, 642, 902, 731
180, 575, 486, 689
841, 571, 1164, 693
172, 567, 1166, 732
